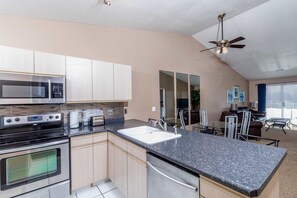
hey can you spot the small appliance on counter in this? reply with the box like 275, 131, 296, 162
89, 115, 105, 127
69, 110, 82, 129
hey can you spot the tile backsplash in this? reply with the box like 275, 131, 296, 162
0, 102, 125, 125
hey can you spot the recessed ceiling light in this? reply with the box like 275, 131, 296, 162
276, 68, 284, 72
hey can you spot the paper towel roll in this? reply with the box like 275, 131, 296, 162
70, 111, 79, 129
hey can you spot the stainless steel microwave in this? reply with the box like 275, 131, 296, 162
0, 73, 65, 104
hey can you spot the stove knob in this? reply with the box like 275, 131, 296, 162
55, 115, 59, 119
49, 115, 53, 119
15, 118, 20, 122
6, 119, 12, 123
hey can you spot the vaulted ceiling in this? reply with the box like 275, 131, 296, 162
0, 0, 296, 80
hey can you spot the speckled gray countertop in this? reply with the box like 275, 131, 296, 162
67, 119, 287, 197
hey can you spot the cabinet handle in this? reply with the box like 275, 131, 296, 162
48, 79, 51, 101
147, 161, 198, 192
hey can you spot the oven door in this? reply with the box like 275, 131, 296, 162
0, 140, 69, 198
0, 73, 65, 104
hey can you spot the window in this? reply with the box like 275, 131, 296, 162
266, 82, 297, 119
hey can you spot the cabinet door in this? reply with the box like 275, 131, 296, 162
66, 56, 92, 102
92, 60, 114, 101
114, 64, 132, 100
35, 51, 65, 76
114, 145, 128, 197
128, 154, 147, 198
93, 141, 107, 183
0, 45, 34, 73
108, 141, 115, 182
71, 145, 93, 191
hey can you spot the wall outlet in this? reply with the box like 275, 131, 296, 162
107, 109, 113, 116
152, 106, 156, 112
124, 108, 128, 114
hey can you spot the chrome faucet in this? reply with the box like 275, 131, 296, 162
148, 118, 167, 131
157, 119, 167, 131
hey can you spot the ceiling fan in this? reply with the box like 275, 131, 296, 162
200, 13, 245, 54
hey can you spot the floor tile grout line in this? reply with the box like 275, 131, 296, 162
96, 185, 103, 196
102, 186, 117, 195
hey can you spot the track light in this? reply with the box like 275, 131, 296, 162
104, 0, 111, 6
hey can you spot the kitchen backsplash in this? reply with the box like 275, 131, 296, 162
0, 102, 125, 125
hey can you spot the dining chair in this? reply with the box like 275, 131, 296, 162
179, 110, 186, 130
224, 115, 238, 139
199, 109, 208, 128
238, 111, 251, 140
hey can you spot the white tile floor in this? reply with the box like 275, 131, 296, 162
72, 180, 125, 198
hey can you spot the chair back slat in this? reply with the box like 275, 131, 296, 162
200, 110, 208, 127
240, 111, 251, 137
179, 110, 186, 130
224, 115, 238, 139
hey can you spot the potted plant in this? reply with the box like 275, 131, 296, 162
191, 89, 200, 110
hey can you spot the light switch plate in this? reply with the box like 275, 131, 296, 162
107, 109, 113, 116
152, 106, 156, 112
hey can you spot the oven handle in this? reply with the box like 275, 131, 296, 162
0, 139, 69, 155
48, 79, 52, 101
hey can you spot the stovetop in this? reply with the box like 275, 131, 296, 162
0, 126, 68, 150
0, 113, 68, 150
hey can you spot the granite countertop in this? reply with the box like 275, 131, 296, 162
67, 119, 287, 197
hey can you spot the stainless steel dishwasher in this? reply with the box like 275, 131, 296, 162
147, 154, 199, 198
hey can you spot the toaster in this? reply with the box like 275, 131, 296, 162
89, 116, 105, 126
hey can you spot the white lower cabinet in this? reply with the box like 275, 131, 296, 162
71, 136, 93, 191
108, 133, 147, 198
128, 153, 147, 198
114, 145, 128, 197
70, 133, 107, 192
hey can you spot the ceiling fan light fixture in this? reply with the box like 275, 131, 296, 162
104, 0, 111, 6
222, 47, 228, 54
216, 47, 222, 55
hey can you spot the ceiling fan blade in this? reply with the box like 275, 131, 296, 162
200, 47, 217, 52
209, 41, 217, 45
229, 44, 246, 48
229, 36, 245, 44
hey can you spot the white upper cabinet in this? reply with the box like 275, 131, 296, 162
92, 60, 114, 101
66, 56, 92, 102
34, 51, 65, 76
114, 64, 132, 101
0, 45, 34, 73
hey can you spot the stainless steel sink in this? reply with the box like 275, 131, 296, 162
117, 126, 181, 144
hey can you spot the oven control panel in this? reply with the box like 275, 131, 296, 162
1, 113, 63, 127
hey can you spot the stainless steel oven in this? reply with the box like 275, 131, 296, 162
0, 140, 69, 198
0, 113, 70, 198
0, 73, 65, 104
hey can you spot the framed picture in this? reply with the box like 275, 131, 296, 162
233, 86, 239, 99
239, 90, 245, 103
227, 89, 234, 104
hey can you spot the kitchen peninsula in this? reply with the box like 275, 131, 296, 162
68, 119, 286, 198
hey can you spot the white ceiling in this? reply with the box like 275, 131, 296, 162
193, 0, 297, 80
0, 0, 296, 80
0, 0, 268, 35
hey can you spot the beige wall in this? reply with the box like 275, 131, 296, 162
0, 15, 249, 121
249, 76, 297, 103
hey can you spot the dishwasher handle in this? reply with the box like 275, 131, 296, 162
147, 161, 198, 192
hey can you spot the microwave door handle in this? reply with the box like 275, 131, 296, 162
48, 79, 51, 101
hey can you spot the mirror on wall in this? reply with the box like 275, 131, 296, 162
190, 75, 200, 124
159, 70, 200, 127
176, 73, 189, 125
159, 71, 175, 125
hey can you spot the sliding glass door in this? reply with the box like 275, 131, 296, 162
266, 83, 297, 119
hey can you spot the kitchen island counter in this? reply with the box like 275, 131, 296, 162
67, 119, 286, 197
